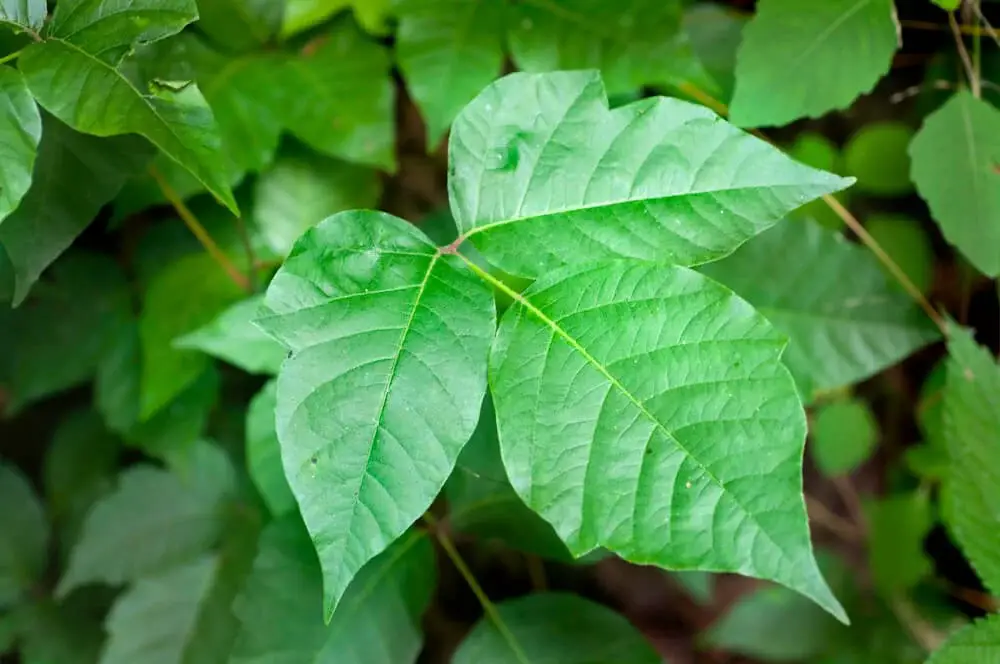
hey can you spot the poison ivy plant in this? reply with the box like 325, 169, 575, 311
730, 0, 899, 127
0, 66, 40, 224
176, 295, 285, 376
257, 69, 852, 621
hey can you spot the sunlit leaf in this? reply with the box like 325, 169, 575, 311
927, 614, 1000, 664
449, 70, 852, 278
256, 210, 495, 618
0, 66, 40, 224
490, 261, 845, 620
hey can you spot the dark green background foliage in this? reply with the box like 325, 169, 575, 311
1, 0, 999, 662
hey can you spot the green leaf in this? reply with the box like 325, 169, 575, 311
139, 253, 245, 420
449, 70, 852, 279
0, 463, 48, 608
730, 0, 899, 127
245, 380, 296, 517
256, 210, 495, 618
703, 584, 836, 661
844, 122, 915, 196
866, 491, 933, 598
132, 33, 286, 182
44, 410, 119, 541
0, 66, 40, 224
866, 214, 934, 294
12, 593, 107, 664
811, 398, 878, 476
282, 0, 392, 37
446, 397, 573, 562
19, 0, 239, 214
683, 3, 746, 103
231, 516, 435, 663
5, 252, 132, 411
396, 0, 504, 147
98, 556, 214, 664
175, 295, 285, 375
490, 261, 844, 620
58, 447, 236, 596
942, 323, 1000, 595
126, 365, 221, 462
195, 0, 280, 52
0, 116, 153, 305
0, 0, 45, 31
507, 0, 713, 97
927, 614, 1000, 664
277, 22, 394, 170
701, 219, 940, 400
786, 133, 850, 230
453, 593, 660, 664
673, 571, 714, 604
910, 91, 1000, 276
252, 149, 381, 257
930, 0, 961, 10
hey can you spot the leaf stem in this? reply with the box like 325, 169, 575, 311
949, 11, 980, 98
0, 48, 23, 65
422, 513, 531, 664
821, 194, 946, 334
149, 165, 251, 292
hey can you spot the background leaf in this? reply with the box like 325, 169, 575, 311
395, 0, 504, 146
0, 66, 40, 224
175, 295, 285, 375
0, 117, 153, 305
245, 380, 295, 517
910, 91, 1000, 277
446, 397, 573, 562
810, 398, 878, 477
452, 593, 661, 664
276, 21, 394, 170
139, 254, 244, 420
942, 324, 1000, 595
490, 261, 843, 619
20, 0, 239, 213
843, 122, 914, 196
0, 463, 48, 608
195, 0, 280, 52
231, 516, 435, 663
701, 219, 940, 400
58, 446, 235, 596
257, 210, 495, 618
4, 252, 132, 411
730, 0, 899, 127
281, 0, 392, 37
449, 70, 851, 278
252, 148, 381, 257
866, 491, 933, 598
507, 0, 712, 96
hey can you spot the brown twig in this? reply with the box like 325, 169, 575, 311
949, 12, 981, 98
805, 494, 863, 542
149, 166, 251, 292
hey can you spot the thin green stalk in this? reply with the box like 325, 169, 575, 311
422, 512, 531, 664
0, 48, 23, 65
149, 165, 251, 292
